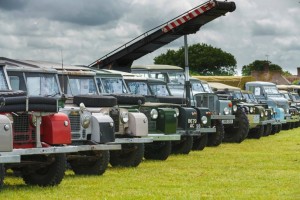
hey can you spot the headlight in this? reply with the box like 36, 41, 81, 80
286, 109, 289, 114
150, 109, 158, 119
81, 114, 91, 128
264, 110, 268, 116
64, 121, 69, 127
201, 116, 208, 124
260, 111, 264, 118
174, 108, 180, 117
232, 105, 238, 112
31, 115, 39, 127
224, 107, 229, 115
120, 112, 129, 123
249, 107, 254, 113
270, 109, 274, 115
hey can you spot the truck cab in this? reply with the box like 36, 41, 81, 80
245, 81, 291, 130
0, 59, 79, 187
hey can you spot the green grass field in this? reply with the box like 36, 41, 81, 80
1, 129, 299, 199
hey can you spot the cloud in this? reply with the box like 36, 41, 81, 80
0, 0, 300, 75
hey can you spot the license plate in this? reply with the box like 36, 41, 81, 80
222, 119, 233, 124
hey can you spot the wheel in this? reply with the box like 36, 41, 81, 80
69, 151, 109, 175
207, 120, 224, 146
192, 134, 207, 151
21, 154, 66, 187
0, 164, 4, 188
110, 143, 144, 167
291, 122, 295, 129
248, 125, 264, 139
171, 135, 193, 154
294, 122, 299, 128
144, 141, 171, 161
223, 108, 249, 143
282, 122, 291, 130
263, 124, 272, 136
270, 124, 278, 135
277, 124, 282, 133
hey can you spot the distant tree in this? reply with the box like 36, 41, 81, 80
154, 43, 237, 76
242, 60, 284, 76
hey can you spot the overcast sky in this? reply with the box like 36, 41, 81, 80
0, 0, 299, 75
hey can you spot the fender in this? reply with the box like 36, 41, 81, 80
41, 113, 71, 145
91, 113, 115, 143
126, 112, 148, 136
0, 115, 13, 152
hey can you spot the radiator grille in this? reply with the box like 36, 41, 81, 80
196, 94, 215, 111
140, 108, 156, 131
12, 113, 36, 143
110, 108, 119, 132
69, 113, 81, 132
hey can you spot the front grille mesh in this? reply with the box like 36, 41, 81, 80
110, 108, 120, 132
196, 94, 215, 111
69, 114, 81, 132
12, 113, 36, 143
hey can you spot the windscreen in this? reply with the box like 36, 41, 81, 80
67, 76, 98, 96
0, 68, 9, 90
201, 83, 213, 93
101, 77, 128, 94
191, 81, 205, 92
27, 73, 60, 97
127, 81, 150, 95
168, 72, 185, 84
149, 84, 170, 96
263, 86, 280, 96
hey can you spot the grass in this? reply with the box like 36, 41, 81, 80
1, 129, 299, 199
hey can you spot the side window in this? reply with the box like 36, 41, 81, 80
254, 87, 261, 96
9, 76, 20, 90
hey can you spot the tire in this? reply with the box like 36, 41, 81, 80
263, 124, 272, 136
144, 141, 171, 161
282, 122, 291, 130
74, 95, 117, 107
223, 108, 249, 143
110, 143, 144, 167
207, 120, 224, 146
192, 134, 207, 151
277, 124, 282, 133
0, 164, 4, 188
294, 122, 299, 128
157, 96, 187, 105
22, 154, 66, 187
270, 124, 278, 135
248, 125, 264, 139
112, 94, 145, 105
171, 135, 193, 154
69, 151, 109, 175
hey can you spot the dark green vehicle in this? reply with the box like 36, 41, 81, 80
123, 76, 216, 153
93, 70, 182, 160
242, 90, 279, 137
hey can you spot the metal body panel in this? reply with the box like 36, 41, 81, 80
0, 115, 13, 152
147, 133, 180, 141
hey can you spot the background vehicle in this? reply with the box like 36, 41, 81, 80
93, 70, 182, 160
245, 81, 292, 130
124, 75, 216, 152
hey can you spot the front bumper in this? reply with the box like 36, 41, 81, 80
147, 134, 181, 141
